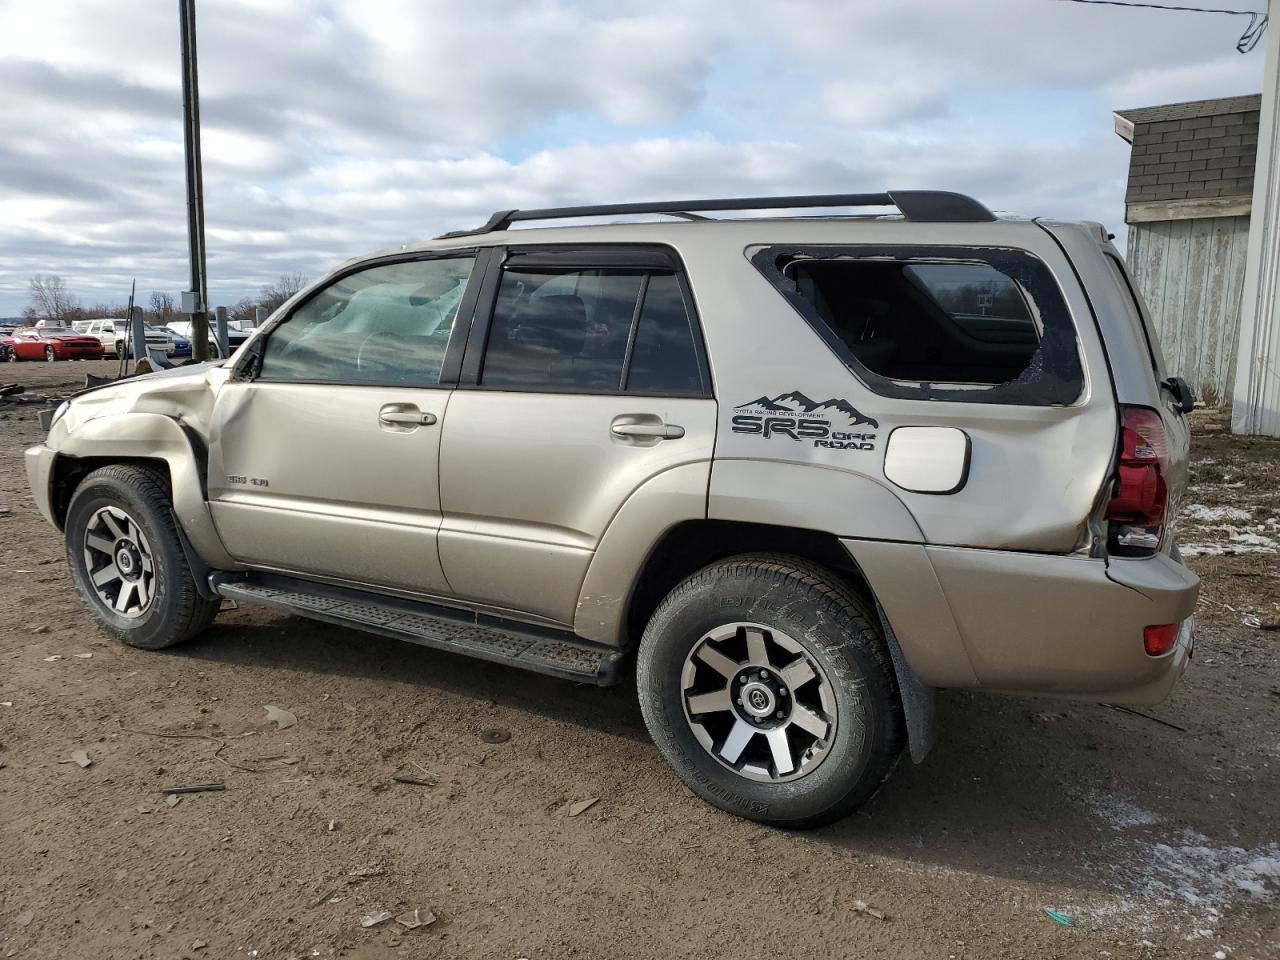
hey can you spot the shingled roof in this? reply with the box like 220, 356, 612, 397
1113, 94, 1260, 207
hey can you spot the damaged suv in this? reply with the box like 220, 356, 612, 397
26, 191, 1198, 827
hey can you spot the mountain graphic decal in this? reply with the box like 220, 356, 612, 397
735, 392, 880, 429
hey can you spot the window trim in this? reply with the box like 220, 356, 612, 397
750, 244, 1085, 407
232, 247, 487, 389
458, 243, 714, 399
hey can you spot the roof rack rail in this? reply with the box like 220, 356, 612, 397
437, 190, 995, 238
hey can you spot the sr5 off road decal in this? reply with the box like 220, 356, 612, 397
732, 391, 878, 451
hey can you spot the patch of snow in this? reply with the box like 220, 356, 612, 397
1183, 504, 1252, 523
1229, 530, 1279, 549
1087, 790, 1162, 830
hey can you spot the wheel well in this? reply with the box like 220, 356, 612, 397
624, 520, 872, 646
50, 455, 172, 528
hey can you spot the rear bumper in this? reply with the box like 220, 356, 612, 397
842, 540, 1198, 705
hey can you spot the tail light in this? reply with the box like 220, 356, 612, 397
1144, 622, 1181, 656
1106, 406, 1168, 556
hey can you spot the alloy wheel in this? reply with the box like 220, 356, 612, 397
82, 505, 156, 619
681, 622, 837, 783
45, 345, 55, 362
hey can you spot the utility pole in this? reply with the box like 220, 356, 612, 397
179, 0, 210, 362
1232, 0, 1280, 435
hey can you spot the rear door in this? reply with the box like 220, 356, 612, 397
437, 246, 716, 625
207, 252, 481, 595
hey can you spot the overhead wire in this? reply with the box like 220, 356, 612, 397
1055, 0, 1269, 52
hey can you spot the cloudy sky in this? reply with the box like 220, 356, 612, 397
0, 0, 1267, 316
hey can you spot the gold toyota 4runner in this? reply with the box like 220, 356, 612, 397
25, 192, 1198, 827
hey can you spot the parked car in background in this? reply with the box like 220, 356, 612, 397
74, 318, 176, 358
165, 320, 250, 357
3, 325, 104, 361
162, 327, 192, 358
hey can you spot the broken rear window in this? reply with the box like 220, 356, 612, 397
752, 245, 1084, 406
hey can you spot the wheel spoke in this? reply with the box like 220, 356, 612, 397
114, 581, 135, 612
101, 511, 127, 541
696, 644, 740, 680
85, 534, 114, 555
686, 686, 733, 715
765, 728, 795, 776
719, 719, 756, 764
134, 576, 150, 608
790, 704, 829, 740
91, 565, 122, 587
744, 628, 770, 667
780, 658, 816, 691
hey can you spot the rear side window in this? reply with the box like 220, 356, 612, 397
481, 267, 706, 395
754, 245, 1083, 406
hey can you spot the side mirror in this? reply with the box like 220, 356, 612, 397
1163, 377, 1195, 416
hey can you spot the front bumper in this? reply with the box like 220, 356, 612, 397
25, 444, 57, 526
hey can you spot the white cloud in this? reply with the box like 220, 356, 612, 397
0, 0, 1267, 314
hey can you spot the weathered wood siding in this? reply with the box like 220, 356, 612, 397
1127, 215, 1250, 406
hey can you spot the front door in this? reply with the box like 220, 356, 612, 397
208, 253, 478, 596
438, 250, 717, 625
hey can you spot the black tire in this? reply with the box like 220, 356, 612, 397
65, 464, 219, 649
45, 345, 56, 362
637, 554, 904, 829
114, 340, 127, 359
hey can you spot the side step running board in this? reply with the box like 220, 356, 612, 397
213, 573, 626, 685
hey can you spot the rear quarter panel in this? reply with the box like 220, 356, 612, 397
670, 220, 1117, 553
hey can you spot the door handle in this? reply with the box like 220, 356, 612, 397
378, 409, 437, 427
611, 420, 685, 440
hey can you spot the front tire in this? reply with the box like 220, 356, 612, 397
637, 554, 904, 828
65, 465, 219, 649
44, 345, 56, 362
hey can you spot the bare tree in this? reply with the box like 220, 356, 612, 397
27, 274, 81, 324
147, 291, 178, 325
257, 272, 308, 315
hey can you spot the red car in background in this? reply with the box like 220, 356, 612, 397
1, 325, 105, 362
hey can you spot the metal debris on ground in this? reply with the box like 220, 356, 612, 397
60, 750, 92, 768
392, 774, 438, 787
479, 727, 511, 744
263, 705, 297, 730
1104, 703, 1188, 733
360, 911, 393, 928
850, 900, 888, 921
396, 908, 436, 930
166, 795, 182, 807
1044, 908, 1073, 927
161, 783, 225, 795
567, 797, 600, 817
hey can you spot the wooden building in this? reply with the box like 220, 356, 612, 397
1114, 94, 1260, 406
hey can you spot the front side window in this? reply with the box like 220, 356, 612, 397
258, 256, 475, 385
480, 265, 705, 395
755, 245, 1083, 406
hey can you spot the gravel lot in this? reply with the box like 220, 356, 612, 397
1, 359, 1278, 960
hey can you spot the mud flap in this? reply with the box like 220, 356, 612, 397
875, 599, 937, 763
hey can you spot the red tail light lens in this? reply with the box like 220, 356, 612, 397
1107, 406, 1168, 555
1144, 622, 1180, 656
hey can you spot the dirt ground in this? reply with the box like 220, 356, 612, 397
1, 359, 1278, 960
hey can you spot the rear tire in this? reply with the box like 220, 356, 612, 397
44, 345, 55, 362
65, 465, 219, 649
637, 554, 904, 828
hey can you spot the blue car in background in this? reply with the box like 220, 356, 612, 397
162, 327, 192, 357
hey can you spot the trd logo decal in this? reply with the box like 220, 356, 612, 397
731, 391, 878, 451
